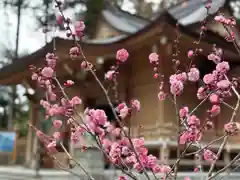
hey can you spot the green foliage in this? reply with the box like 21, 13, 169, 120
17, 111, 28, 137
84, 0, 104, 37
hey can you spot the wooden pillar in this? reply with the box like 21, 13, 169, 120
195, 152, 202, 171
30, 104, 40, 169
160, 141, 169, 164
224, 146, 231, 173
25, 101, 37, 167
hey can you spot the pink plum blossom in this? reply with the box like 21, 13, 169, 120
49, 93, 57, 101
208, 53, 221, 64
203, 149, 217, 162
158, 91, 166, 101
149, 53, 159, 64
214, 15, 225, 23
152, 165, 162, 173
179, 106, 189, 118
131, 99, 140, 111
88, 109, 107, 126
75, 21, 85, 32
69, 46, 80, 59
112, 128, 121, 137
118, 176, 127, 180
46, 53, 57, 69
119, 106, 129, 119
170, 73, 187, 84
188, 68, 200, 82
64, 80, 74, 86
209, 105, 221, 117
57, 15, 63, 24
170, 80, 184, 95
209, 94, 219, 104
161, 165, 171, 173
187, 50, 194, 58
74, 21, 85, 37
53, 120, 62, 129
31, 73, 38, 80
197, 87, 207, 100
116, 49, 129, 62
41, 67, 54, 78
224, 122, 240, 135
105, 70, 115, 80
134, 163, 143, 172
36, 131, 44, 138
121, 146, 130, 156
70, 96, 82, 106
217, 80, 231, 89
214, 15, 236, 26
116, 103, 127, 112
154, 73, 159, 79
53, 132, 61, 139
46, 140, 57, 153
104, 122, 114, 132
216, 61, 230, 74
187, 115, 200, 126
203, 73, 215, 84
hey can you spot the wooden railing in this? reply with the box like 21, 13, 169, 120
130, 122, 177, 141
130, 124, 240, 145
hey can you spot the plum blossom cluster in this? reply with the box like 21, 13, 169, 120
56, 1, 85, 40
224, 122, 240, 135
114, 100, 140, 119
203, 149, 217, 163
105, 48, 129, 81
207, 47, 223, 64
168, 66, 200, 96
101, 136, 171, 174
30, 52, 85, 152
178, 106, 219, 163
179, 107, 202, 145
148, 53, 167, 101
214, 15, 236, 41
214, 15, 236, 26
166, 49, 204, 96
200, 54, 231, 108
176, 46, 240, 165
77, 101, 170, 174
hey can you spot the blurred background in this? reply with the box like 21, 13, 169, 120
0, 0, 176, 140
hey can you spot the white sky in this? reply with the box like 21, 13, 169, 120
0, 0, 161, 59
122, 0, 160, 13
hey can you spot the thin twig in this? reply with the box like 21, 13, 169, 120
208, 152, 240, 180
221, 101, 235, 110
185, 135, 226, 156
173, 95, 180, 180
207, 98, 240, 178
51, 154, 82, 179
60, 142, 95, 180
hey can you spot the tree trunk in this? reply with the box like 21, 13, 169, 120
8, 0, 22, 130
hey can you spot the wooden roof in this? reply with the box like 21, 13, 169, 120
0, 1, 238, 85
101, 3, 149, 34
